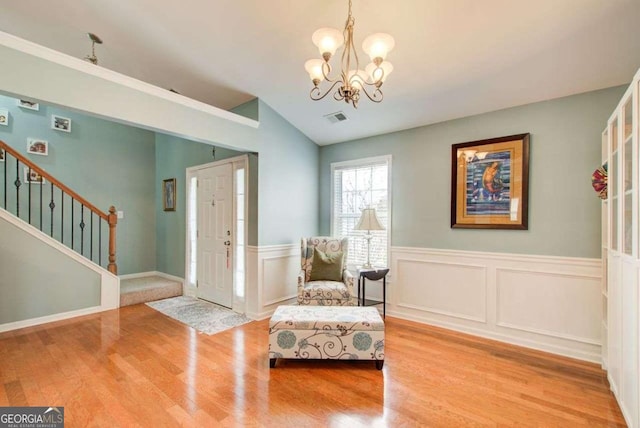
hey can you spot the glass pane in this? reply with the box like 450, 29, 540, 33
372, 166, 388, 190
612, 197, 618, 251
611, 118, 618, 152
188, 176, 198, 285
235, 168, 244, 195
237, 220, 244, 243
602, 202, 608, 246
333, 161, 389, 267
237, 195, 245, 221
355, 168, 371, 191
342, 191, 356, 214
611, 148, 618, 251
624, 193, 632, 255
624, 139, 632, 192
624, 97, 632, 140
611, 148, 618, 199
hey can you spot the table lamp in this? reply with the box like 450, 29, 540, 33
354, 208, 385, 268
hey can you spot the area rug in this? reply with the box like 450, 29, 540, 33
146, 296, 252, 335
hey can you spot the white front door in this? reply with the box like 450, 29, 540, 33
197, 163, 233, 307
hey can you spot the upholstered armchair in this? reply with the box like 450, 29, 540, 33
297, 236, 356, 306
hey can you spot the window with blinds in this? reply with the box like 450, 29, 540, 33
331, 156, 391, 267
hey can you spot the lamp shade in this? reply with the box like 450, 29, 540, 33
362, 33, 395, 62
355, 208, 385, 231
312, 27, 344, 57
305, 59, 326, 82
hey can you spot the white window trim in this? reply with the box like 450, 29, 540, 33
330, 154, 392, 269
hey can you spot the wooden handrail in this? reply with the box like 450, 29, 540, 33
0, 139, 117, 274
0, 141, 108, 220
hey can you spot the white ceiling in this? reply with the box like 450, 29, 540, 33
1, 0, 639, 145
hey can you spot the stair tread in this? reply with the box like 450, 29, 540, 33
121, 276, 181, 294
119, 275, 183, 307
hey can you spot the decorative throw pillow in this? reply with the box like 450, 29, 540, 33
309, 248, 344, 282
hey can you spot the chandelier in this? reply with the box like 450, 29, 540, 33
304, 0, 395, 108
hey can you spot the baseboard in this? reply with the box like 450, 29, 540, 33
387, 310, 601, 363
0, 305, 104, 333
120, 271, 185, 284
119, 271, 157, 280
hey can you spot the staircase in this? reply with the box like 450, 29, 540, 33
0, 140, 118, 273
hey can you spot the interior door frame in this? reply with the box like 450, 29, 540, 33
184, 154, 249, 314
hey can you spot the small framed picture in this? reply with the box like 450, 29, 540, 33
17, 99, 39, 111
163, 178, 176, 212
51, 115, 71, 133
0, 149, 5, 162
24, 166, 46, 185
26, 138, 48, 156
0, 108, 8, 126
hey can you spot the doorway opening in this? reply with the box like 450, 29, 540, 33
185, 155, 248, 313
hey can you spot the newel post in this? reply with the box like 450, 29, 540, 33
108, 206, 118, 275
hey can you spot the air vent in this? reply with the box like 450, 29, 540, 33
324, 111, 348, 124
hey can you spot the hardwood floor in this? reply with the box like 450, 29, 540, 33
0, 305, 626, 427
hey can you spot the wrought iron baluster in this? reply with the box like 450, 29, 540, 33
80, 205, 85, 256
90, 212, 94, 261
49, 183, 55, 237
14, 158, 21, 217
39, 179, 43, 231
28, 167, 32, 225
71, 198, 74, 250
61, 191, 64, 244
99, 218, 102, 267
3, 155, 6, 209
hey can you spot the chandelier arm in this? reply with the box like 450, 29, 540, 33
310, 80, 344, 101
359, 85, 384, 103
321, 61, 339, 83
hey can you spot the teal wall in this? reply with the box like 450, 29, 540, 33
0, 216, 101, 324
319, 86, 626, 258
154, 134, 245, 277
256, 100, 319, 245
231, 98, 260, 121
0, 95, 157, 274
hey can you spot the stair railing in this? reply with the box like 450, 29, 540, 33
0, 140, 118, 274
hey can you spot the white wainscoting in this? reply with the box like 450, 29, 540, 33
391, 247, 602, 363
246, 244, 299, 320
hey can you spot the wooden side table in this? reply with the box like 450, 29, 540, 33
357, 267, 390, 318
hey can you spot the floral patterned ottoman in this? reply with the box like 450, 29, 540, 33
268, 305, 385, 369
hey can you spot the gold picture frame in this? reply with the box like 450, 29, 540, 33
163, 178, 176, 212
451, 133, 530, 229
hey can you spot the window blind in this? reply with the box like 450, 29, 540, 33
332, 160, 389, 267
